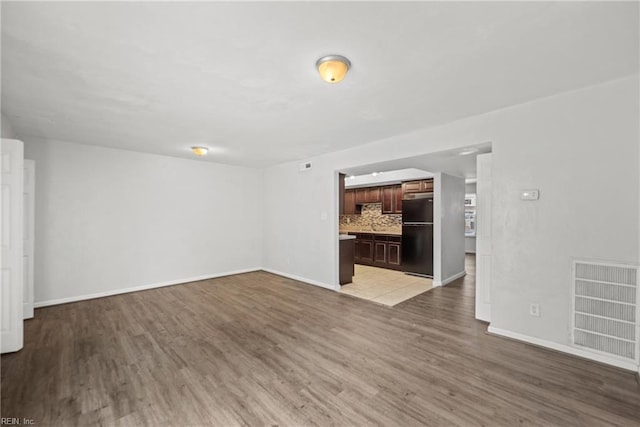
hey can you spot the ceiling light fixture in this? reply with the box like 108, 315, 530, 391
316, 55, 351, 83
191, 146, 209, 156
458, 148, 479, 156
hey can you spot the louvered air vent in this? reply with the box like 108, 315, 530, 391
572, 261, 638, 362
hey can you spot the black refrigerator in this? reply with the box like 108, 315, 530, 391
402, 193, 434, 277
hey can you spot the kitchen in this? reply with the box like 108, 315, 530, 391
338, 170, 443, 306
335, 145, 482, 305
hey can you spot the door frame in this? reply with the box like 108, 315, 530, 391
1, 138, 24, 353
23, 159, 35, 319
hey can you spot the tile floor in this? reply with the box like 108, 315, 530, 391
340, 264, 433, 306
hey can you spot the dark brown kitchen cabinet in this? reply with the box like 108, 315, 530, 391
339, 173, 346, 215
374, 241, 387, 264
381, 186, 393, 214
387, 237, 402, 268
344, 189, 358, 215
394, 186, 403, 213
366, 187, 381, 203
382, 185, 402, 214
402, 180, 422, 194
402, 179, 434, 195
351, 233, 401, 270
354, 233, 374, 263
355, 187, 381, 204
339, 238, 355, 285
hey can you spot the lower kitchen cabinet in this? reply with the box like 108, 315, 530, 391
351, 233, 402, 271
388, 240, 401, 268
339, 238, 355, 285
354, 234, 374, 263
374, 241, 387, 264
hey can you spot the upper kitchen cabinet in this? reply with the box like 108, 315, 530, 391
355, 187, 381, 204
402, 179, 434, 194
344, 189, 359, 215
381, 185, 402, 214
339, 173, 346, 215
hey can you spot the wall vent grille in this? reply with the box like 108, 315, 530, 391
572, 261, 638, 362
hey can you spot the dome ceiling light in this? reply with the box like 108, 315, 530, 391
316, 55, 351, 84
191, 146, 209, 156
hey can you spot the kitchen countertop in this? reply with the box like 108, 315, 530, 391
340, 230, 402, 236
339, 234, 357, 240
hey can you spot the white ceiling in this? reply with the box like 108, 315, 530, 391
1, 2, 638, 167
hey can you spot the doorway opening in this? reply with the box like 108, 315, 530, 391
336, 143, 491, 309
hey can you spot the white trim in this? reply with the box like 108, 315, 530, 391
23, 159, 35, 320
262, 268, 338, 291
34, 267, 261, 308
488, 326, 639, 372
433, 173, 442, 284
23, 303, 34, 319
433, 270, 466, 287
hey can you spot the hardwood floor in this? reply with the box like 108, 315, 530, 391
2, 256, 640, 426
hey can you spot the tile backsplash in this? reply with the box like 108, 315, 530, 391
339, 203, 402, 233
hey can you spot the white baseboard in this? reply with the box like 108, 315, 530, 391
487, 326, 639, 372
261, 268, 338, 291
34, 267, 261, 308
433, 270, 466, 287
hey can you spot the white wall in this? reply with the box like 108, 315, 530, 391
25, 138, 263, 305
1, 113, 17, 138
475, 153, 493, 322
465, 238, 476, 254
262, 160, 339, 289
465, 183, 477, 194
262, 75, 639, 358
488, 77, 639, 348
439, 173, 465, 284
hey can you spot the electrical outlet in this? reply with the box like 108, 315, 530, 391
529, 303, 540, 317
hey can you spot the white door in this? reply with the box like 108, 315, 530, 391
23, 160, 35, 319
475, 153, 492, 322
1, 138, 24, 353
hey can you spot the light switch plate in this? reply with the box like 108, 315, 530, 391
521, 189, 540, 200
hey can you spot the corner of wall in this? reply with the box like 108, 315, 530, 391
1, 113, 17, 139
433, 173, 442, 284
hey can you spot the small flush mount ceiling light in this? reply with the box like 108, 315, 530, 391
191, 146, 209, 157
458, 147, 479, 156
316, 55, 351, 83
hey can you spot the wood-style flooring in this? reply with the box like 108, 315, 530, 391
2, 256, 640, 426
340, 264, 433, 306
